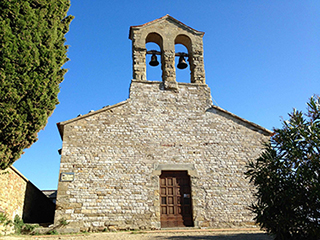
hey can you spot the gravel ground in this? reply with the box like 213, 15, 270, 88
2, 230, 273, 240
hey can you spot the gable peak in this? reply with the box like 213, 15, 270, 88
129, 15, 204, 40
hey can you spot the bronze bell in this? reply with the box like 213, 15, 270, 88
177, 55, 188, 69
149, 53, 159, 66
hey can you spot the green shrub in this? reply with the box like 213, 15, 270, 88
59, 218, 68, 226
12, 215, 39, 235
246, 95, 320, 240
24, 223, 38, 232
47, 229, 58, 235
0, 212, 12, 234
13, 215, 24, 234
0, 212, 10, 225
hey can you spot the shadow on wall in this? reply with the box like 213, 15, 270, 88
22, 181, 56, 225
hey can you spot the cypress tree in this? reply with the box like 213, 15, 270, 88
0, 0, 73, 169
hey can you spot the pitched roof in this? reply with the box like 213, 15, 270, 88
57, 100, 129, 140
57, 98, 272, 140
129, 14, 205, 40
209, 105, 273, 136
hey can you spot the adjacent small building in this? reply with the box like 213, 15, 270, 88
0, 166, 56, 233
54, 15, 272, 232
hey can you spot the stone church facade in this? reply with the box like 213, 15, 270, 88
54, 15, 272, 231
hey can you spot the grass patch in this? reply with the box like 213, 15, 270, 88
130, 231, 146, 234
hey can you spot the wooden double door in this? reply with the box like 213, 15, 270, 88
160, 171, 194, 228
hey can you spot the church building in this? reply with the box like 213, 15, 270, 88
54, 15, 272, 232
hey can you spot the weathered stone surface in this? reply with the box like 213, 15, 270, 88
129, 15, 206, 88
54, 15, 271, 231
0, 167, 26, 221
0, 167, 26, 234
0, 167, 56, 235
55, 80, 270, 230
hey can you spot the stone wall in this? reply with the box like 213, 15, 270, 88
0, 167, 27, 221
55, 80, 271, 231
0, 166, 56, 234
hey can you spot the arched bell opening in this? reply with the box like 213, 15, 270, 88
175, 35, 193, 83
174, 44, 190, 83
146, 32, 163, 81
146, 42, 162, 81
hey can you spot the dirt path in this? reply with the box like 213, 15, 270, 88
2, 229, 273, 240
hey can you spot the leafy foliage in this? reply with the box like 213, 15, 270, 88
0, 212, 12, 226
12, 214, 39, 234
0, 212, 12, 235
13, 214, 24, 234
0, 0, 73, 169
246, 96, 320, 240
59, 217, 68, 226
47, 229, 58, 235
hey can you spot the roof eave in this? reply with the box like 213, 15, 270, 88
129, 14, 205, 40
210, 105, 273, 136
56, 99, 130, 140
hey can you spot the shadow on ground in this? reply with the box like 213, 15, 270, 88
158, 233, 273, 240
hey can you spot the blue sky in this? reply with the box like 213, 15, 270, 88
13, 0, 319, 190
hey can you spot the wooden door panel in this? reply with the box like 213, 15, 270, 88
160, 171, 194, 228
